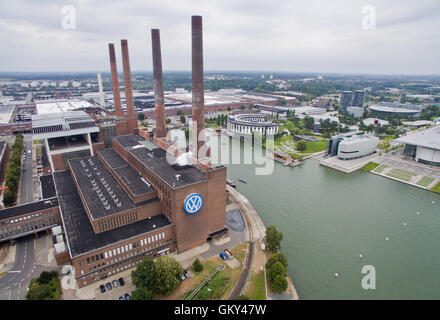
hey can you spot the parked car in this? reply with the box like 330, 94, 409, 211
219, 252, 228, 260
224, 249, 233, 259
112, 280, 119, 288
119, 296, 124, 300
106, 282, 112, 290
118, 277, 125, 286
184, 270, 191, 278
181, 274, 186, 281
124, 293, 130, 300
99, 285, 106, 293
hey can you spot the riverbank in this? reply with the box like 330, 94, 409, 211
226, 185, 299, 300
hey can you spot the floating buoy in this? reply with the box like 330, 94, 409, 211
403, 222, 407, 226
416, 212, 420, 215
334, 273, 339, 277
385, 237, 390, 241
432, 201, 435, 204
359, 254, 364, 258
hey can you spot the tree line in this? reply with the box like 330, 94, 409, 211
2, 134, 24, 207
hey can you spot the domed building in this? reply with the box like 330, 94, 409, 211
227, 114, 280, 137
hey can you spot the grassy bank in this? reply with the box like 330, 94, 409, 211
244, 271, 266, 300
362, 162, 380, 172
431, 182, 440, 193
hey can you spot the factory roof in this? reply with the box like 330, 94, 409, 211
53, 170, 171, 257
113, 135, 207, 188
0, 197, 58, 221
98, 148, 156, 196
32, 111, 99, 139
0, 104, 15, 124
395, 126, 440, 151
35, 99, 93, 114
39, 174, 56, 199
68, 155, 159, 219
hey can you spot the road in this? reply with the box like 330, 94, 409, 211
0, 135, 45, 300
19, 135, 34, 204
0, 236, 38, 300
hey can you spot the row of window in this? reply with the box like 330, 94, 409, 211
80, 231, 167, 269
81, 246, 170, 286
33, 124, 63, 134
97, 210, 138, 232
1, 210, 53, 226
0, 216, 56, 239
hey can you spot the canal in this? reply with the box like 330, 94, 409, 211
210, 135, 440, 299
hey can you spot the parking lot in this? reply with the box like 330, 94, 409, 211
94, 272, 135, 300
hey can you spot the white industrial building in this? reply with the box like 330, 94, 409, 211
337, 135, 379, 160
327, 131, 379, 160
396, 126, 440, 167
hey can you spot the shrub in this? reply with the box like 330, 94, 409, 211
192, 258, 203, 273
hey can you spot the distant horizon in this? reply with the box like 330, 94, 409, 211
1, 70, 440, 78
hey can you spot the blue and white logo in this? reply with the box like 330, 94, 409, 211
184, 193, 203, 215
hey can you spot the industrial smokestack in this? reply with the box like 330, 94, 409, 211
151, 29, 167, 138
191, 15, 206, 159
121, 39, 136, 119
96, 73, 105, 107
108, 43, 124, 117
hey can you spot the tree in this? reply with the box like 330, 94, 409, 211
279, 98, 287, 106
296, 140, 307, 152
138, 113, 145, 121
265, 225, 283, 252
180, 115, 186, 123
166, 118, 171, 124
271, 274, 288, 293
304, 116, 315, 130
152, 256, 183, 296
26, 284, 52, 300
38, 270, 58, 284
266, 252, 288, 270
131, 257, 156, 289
192, 258, 203, 273
130, 287, 154, 300
267, 261, 286, 282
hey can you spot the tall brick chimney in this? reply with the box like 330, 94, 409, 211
151, 29, 167, 138
120, 39, 138, 133
108, 43, 124, 117
191, 15, 206, 159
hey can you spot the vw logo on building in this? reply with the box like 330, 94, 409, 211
184, 193, 203, 215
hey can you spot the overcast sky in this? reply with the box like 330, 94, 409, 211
0, 0, 439, 75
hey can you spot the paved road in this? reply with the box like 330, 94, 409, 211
19, 135, 34, 204
0, 236, 36, 300
0, 135, 45, 300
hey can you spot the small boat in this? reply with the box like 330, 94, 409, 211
237, 178, 247, 184
226, 179, 236, 188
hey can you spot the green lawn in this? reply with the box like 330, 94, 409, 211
303, 139, 327, 153
373, 164, 389, 173
244, 272, 266, 300
362, 162, 380, 172
417, 176, 436, 188
431, 182, 440, 193
386, 168, 417, 182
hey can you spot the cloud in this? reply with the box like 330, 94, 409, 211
0, 0, 439, 74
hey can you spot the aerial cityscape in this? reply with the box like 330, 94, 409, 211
1, 0, 440, 308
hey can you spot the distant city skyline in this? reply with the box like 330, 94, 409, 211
0, 0, 439, 75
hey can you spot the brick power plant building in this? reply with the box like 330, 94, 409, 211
0, 16, 227, 288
